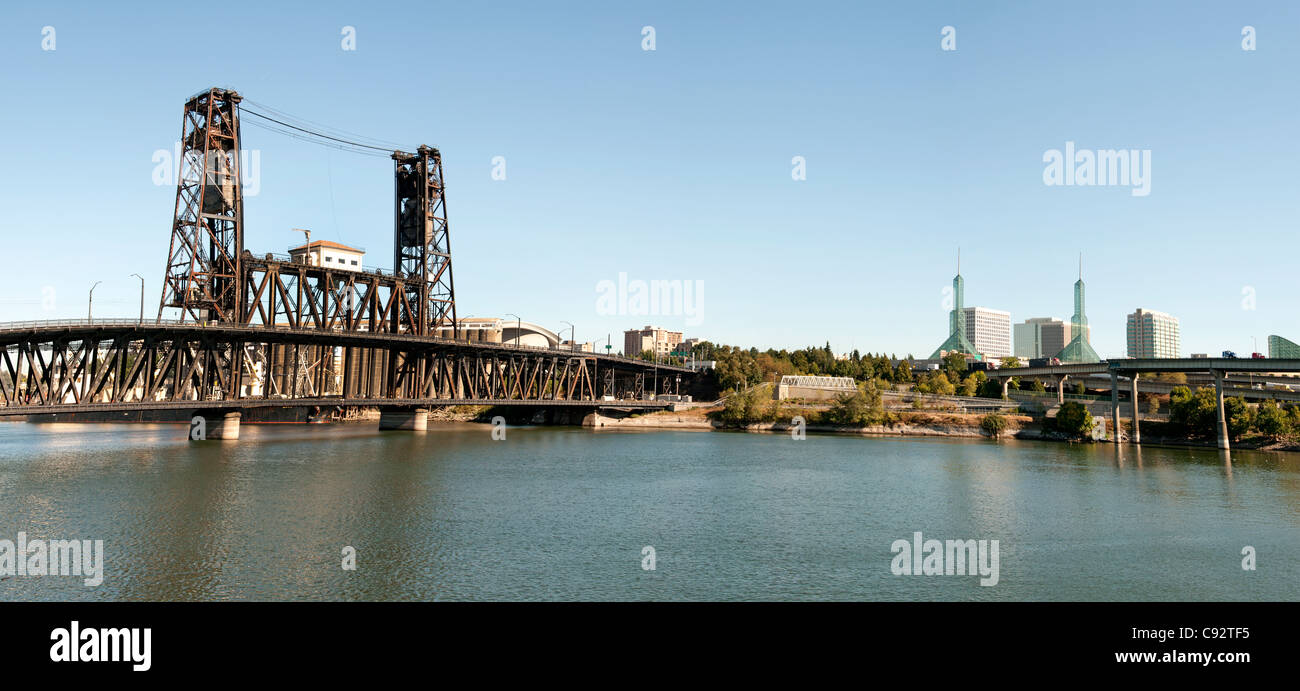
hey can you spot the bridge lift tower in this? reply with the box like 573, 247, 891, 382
393, 146, 457, 337
156, 87, 457, 338
158, 88, 245, 323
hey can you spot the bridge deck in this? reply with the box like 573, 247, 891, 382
0, 320, 695, 373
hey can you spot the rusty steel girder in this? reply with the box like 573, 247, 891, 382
0, 326, 657, 411
239, 255, 425, 334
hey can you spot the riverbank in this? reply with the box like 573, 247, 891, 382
579, 405, 1300, 452
582, 406, 1040, 439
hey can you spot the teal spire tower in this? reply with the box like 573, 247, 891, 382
1057, 254, 1101, 363
930, 249, 976, 358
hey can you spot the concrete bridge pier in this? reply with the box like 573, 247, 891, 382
1110, 373, 1121, 443
1056, 374, 1070, 404
1129, 373, 1141, 444
379, 407, 429, 431
191, 410, 241, 441
1001, 378, 1009, 398
1213, 370, 1230, 450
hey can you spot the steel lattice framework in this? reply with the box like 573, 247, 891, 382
0, 324, 689, 415
394, 146, 456, 337
159, 88, 245, 323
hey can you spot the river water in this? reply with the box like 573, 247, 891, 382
1, 421, 1296, 601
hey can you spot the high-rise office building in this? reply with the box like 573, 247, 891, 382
1014, 318, 1070, 359
963, 307, 1012, 358
1126, 308, 1180, 358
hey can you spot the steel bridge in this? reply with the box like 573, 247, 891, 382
0, 88, 696, 437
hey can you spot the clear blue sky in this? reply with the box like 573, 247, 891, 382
1, 1, 1297, 358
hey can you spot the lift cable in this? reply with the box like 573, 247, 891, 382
236, 106, 392, 155
241, 98, 405, 149
240, 116, 392, 158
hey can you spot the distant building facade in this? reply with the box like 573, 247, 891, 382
1014, 318, 1070, 359
1268, 335, 1300, 359
623, 325, 683, 358
963, 307, 1012, 358
1126, 308, 1180, 358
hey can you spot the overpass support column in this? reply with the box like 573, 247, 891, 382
379, 407, 429, 431
1058, 375, 1069, 404
1001, 378, 1009, 398
1109, 373, 1120, 443
1213, 370, 1230, 451
190, 410, 241, 441
1129, 374, 1141, 444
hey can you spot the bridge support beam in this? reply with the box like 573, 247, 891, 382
1213, 370, 1230, 451
1057, 375, 1069, 404
379, 407, 428, 431
1129, 374, 1141, 444
1110, 373, 1120, 443
1001, 378, 1009, 398
191, 410, 241, 441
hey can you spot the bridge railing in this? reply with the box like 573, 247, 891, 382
0, 318, 190, 330
0, 319, 697, 370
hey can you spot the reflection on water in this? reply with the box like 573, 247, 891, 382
1, 421, 1297, 601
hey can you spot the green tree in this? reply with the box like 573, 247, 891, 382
826, 381, 885, 426
942, 352, 967, 381
1254, 399, 1290, 439
1000, 356, 1023, 369
981, 413, 1008, 439
1169, 386, 1217, 436
1055, 401, 1095, 437
919, 371, 956, 396
719, 387, 764, 426
958, 374, 979, 397
1225, 396, 1252, 440
977, 378, 1005, 399
895, 360, 913, 383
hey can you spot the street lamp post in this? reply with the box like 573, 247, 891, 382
130, 273, 144, 324
506, 313, 521, 346
560, 321, 574, 352
88, 281, 102, 322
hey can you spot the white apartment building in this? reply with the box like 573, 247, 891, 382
1127, 308, 1180, 359
963, 307, 1012, 358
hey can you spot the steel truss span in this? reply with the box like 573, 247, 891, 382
0, 324, 689, 415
